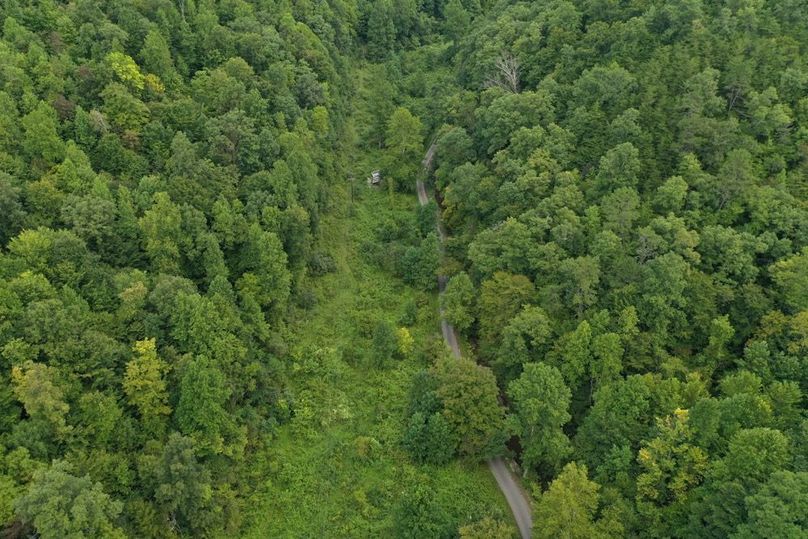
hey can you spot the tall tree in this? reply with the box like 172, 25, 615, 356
139, 192, 183, 275
11, 360, 71, 442
123, 339, 171, 436
385, 107, 424, 191
733, 471, 808, 538
635, 409, 708, 536
442, 272, 476, 332
147, 433, 215, 535
507, 363, 572, 477
21, 101, 65, 173
15, 461, 124, 539
534, 462, 615, 539
175, 355, 240, 456
366, 0, 397, 61
434, 357, 507, 459
394, 483, 451, 539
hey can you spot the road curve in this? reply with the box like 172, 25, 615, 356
416, 169, 533, 538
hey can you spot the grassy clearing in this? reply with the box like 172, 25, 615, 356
243, 183, 513, 537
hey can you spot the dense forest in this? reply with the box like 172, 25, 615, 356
0, 0, 806, 538
416, 0, 808, 537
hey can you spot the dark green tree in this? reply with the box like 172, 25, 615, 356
372, 320, 398, 367
508, 363, 572, 477
15, 461, 124, 539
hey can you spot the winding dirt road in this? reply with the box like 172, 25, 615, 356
416, 169, 533, 538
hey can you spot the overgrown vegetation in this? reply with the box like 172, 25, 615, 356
243, 182, 512, 537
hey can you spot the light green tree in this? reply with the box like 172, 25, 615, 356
534, 462, 613, 539
636, 409, 708, 535
435, 357, 506, 459
22, 101, 65, 170
385, 107, 423, 190
123, 338, 171, 435
139, 192, 182, 274
459, 516, 516, 539
11, 360, 71, 440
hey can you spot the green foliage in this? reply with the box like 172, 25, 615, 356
11, 361, 71, 442
123, 339, 170, 436
0, 2, 433, 536
243, 186, 510, 536
366, 0, 397, 61
434, 357, 507, 459
138, 192, 182, 274
3, 0, 808, 535
406, 0, 808, 532
0, 172, 24, 245
372, 320, 398, 366
146, 433, 216, 535
771, 248, 808, 312
635, 410, 709, 536
459, 516, 516, 539
398, 232, 440, 290
733, 471, 808, 539
403, 411, 458, 465
508, 363, 572, 477
443, 0, 471, 43
686, 428, 793, 537
396, 327, 415, 357
478, 271, 535, 355
15, 461, 124, 539
385, 107, 424, 190
394, 483, 452, 539
534, 462, 619, 539
442, 271, 476, 332
176, 355, 243, 457
21, 102, 65, 171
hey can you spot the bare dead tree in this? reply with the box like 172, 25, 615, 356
484, 51, 521, 93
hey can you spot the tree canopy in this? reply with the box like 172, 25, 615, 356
1, 0, 807, 537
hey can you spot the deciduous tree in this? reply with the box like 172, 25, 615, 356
434, 357, 506, 459
123, 339, 170, 435
508, 363, 572, 476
